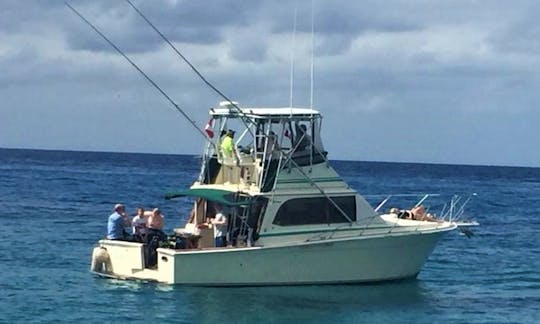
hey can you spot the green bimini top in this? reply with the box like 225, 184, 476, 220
165, 188, 251, 206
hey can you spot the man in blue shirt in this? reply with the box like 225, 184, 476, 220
107, 204, 129, 240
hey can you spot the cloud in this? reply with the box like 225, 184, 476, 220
61, 0, 261, 54
1, 1, 540, 166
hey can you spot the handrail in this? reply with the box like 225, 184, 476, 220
305, 192, 477, 242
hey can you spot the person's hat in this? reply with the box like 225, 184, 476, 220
114, 203, 124, 211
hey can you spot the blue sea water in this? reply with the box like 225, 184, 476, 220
0, 148, 539, 323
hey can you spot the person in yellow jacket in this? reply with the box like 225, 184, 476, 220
220, 130, 237, 182
220, 129, 235, 158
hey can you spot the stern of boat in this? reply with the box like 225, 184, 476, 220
91, 240, 146, 278
90, 240, 179, 283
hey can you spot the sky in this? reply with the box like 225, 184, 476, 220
1, 0, 540, 167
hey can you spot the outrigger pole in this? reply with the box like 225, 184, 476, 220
65, 2, 213, 145
124, 0, 255, 133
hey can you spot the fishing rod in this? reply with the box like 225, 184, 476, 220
124, 0, 255, 131
65, 2, 213, 145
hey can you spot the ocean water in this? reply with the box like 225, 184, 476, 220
0, 148, 538, 323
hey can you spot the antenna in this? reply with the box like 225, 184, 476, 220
310, 0, 315, 110
289, 5, 298, 111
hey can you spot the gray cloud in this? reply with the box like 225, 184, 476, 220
1, 1, 540, 166
61, 0, 260, 53
488, 3, 540, 55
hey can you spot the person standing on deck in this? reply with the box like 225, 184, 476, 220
211, 203, 228, 247
145, 208, 167, 268
220, 130, 237, 182
294, 123, 311, 152
107, 204, 129, 240
147, 208, 165, 232
264, 131, 280, 159
220, 130, 236, 159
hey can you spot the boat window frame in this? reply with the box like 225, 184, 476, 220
272, 196, 357, 226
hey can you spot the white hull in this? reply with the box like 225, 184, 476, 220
91, 224, 454, 285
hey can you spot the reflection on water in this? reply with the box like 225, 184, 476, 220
95, 278, 431, 322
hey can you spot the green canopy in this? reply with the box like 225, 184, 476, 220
165, 188, 251, 206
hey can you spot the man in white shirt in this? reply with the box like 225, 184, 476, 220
131, 207, 147, 241
211, 203, 228, 247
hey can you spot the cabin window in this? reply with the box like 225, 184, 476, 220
273, 196, 356, 226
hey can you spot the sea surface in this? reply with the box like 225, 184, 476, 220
0, 148, 538, 323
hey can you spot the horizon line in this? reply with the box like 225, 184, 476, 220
1, 146, 538, 169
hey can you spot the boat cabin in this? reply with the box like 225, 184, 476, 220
166, 101, 378, 250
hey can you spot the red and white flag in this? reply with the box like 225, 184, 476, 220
204, 118, 214, 138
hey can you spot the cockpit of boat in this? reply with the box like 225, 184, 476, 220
165, 188, 267, 249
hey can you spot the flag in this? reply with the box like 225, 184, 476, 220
204, 118, 214, 138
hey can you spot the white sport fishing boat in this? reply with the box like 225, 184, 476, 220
91, 101, 476, 285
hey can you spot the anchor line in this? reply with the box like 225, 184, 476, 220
124, 0, 255, 132
65, 2, 213, 145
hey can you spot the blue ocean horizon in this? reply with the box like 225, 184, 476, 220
1, 148, 538, 323
5, 146, 539, 168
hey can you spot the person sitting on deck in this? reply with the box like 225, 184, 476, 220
211, 203, 228, 247
390, 206, 439, 222
389, 207, 412, 220
131, 207, 148, 242
410, 205, 439, 222
107, 204, 131, 240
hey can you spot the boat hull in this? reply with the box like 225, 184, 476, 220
92, 226, 453, 285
